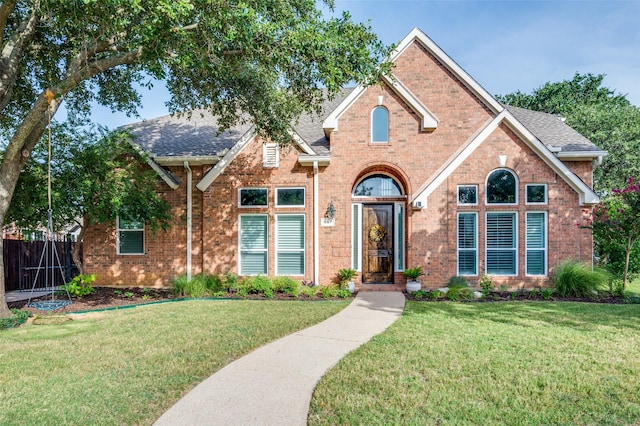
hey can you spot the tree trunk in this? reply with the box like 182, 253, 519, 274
72, 225, 86, 275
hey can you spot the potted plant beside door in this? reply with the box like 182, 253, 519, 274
403, 266, 424, 292
338, 268, 357, 294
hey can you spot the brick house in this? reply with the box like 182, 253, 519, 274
83, 28, 605, 290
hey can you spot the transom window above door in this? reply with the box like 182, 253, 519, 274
353, 174, 402, 197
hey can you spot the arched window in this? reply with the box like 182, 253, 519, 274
371, 106, 389, 143
354, 174, 402, 197
486, 169, 517, 204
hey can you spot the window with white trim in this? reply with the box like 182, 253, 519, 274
526, 184, 547, 204
486, 212, 517, 275
239, 188, 268, 207
458, 185, 478, 205
371, 106, 389, 143
457, 213, 478, 276
117, 216, 144, 255
526, 212, 547, 276
352, 204, 362, 271
239, 215, 268, 275
486, 169, 517, 204
276, 188, 305, 207
263, 143, 279, 168
276, 214, 305, 275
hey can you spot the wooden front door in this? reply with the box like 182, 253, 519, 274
363, 204, 393, 283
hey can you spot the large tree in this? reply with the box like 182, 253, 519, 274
0, 0, 391, 317
497, 73, 640, 193
6, 126, 172, 275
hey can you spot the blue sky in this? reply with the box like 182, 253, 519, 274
90, 0, 640, 128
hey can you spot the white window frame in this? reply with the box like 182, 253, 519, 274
117, 216, 144, 255
238, 187, 268, 208
485, 168, 518, 206
526, 211, 548, 276
485, 211, 518, 276
457, 184, 479, 206
238, 214, 268, 275
275, 187, 305, 208
371, 106, 389, 143
275, 214, 305, 276
457, 212, 478, 276
263, 143, 279, 168
525, 184, 548, 205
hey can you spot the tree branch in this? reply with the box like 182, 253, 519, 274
0, 0, 41, 114
0, 0, 17, 41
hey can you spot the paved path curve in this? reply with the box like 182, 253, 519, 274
155, 291, 405, 425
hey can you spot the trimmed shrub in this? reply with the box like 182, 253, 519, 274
447, 276, 469, 288
552, 260, 609, 297
272, 277, 301, 296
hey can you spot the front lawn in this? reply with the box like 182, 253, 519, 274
0, 299, 349, 425
309, 302, 640, 425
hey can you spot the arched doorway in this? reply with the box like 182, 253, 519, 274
352, 173, 406, 284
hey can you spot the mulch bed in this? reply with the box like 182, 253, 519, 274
8, 287, 176, 314
8, 286, 351, 314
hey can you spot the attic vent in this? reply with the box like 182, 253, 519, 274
263, 143, 279, 168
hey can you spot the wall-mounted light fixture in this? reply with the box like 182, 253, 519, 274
325, 201, 335, 221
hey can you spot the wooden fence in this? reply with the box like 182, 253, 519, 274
3, 239, 81, 292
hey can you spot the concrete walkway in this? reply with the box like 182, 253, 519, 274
154, 291, 405, 426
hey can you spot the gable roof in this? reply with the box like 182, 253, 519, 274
504, 105, 607, 158
411, 110, 601, 206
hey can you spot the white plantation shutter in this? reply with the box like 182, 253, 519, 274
457, 213, 477, 275
526, 212, 547, 275
276, 215, 305, 275
486, 212, 517, 275
240, 215, 268, 275
395, 203, 404, 271
263, 143, 279, 168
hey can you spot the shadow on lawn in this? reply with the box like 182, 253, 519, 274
405, 301, 640, 332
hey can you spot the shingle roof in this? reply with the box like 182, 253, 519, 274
124, 110, 254, 158
292, 88, 355, 155
125, 89, 354, 159
504, 105, 602, 152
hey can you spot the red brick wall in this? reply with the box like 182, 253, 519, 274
83, 39, 595, 290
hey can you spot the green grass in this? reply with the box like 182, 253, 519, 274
0, 299, 348, 425
309, 302, 640, 425
627, 275, 640, 296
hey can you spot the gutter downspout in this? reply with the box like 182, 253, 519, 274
184, 161, 193, 281
313, 161, 320, 286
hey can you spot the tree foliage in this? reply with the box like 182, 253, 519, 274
588, 178, 640, 287
7, 127, 172, 274
0, 0, 392, 317
497, 73, 640, 193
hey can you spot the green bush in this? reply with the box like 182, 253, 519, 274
61, 274, 96, 298
319, 285, 338, 299
447, 276, 469, 288
0, 309, 31, 330
479, 272, 493, 296
222, 272, 239, 292
272, 277, 301, 296
552, 260, 609, 297
172, 275, 208, 298
242, 276, 274, 298
300, 285, 317, 298
205, 274, 224, 293
446, 286, 473, 301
